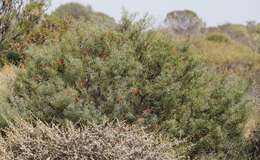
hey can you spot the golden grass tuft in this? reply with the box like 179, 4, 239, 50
0, 65, 16, 100
191, 39, 260, 68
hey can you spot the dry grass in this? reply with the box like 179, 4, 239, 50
245, 121, 260, 160
191, 39, 260, 71
0, 65, 16, 99
244, 111, 258, 140
0, 120, 176, 160
0, 65, 17, 124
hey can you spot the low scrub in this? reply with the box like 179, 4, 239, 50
5, 14, 250, 159
0, 120, 175, 160
206, 33, 230, 43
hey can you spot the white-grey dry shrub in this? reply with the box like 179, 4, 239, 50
0, 120, 176, 160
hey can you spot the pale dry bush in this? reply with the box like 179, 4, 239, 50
0, 65, 17, 127
0, 65, 16, 98
0, 120, 176, 160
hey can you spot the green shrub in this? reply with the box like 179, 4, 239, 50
0, 1, 45, 48
8, 14, 249, 159
144, 54, 248, 159
52, 3, 92, 21
0, 1, 47, 66
12, 44, 102, 123
52, 3, 115, 28
207, 33, 230, 43
26, 14, 72, 45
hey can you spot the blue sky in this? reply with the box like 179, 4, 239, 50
50, 0, 260, 26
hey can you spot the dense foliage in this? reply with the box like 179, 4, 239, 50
0, 0, 47, 66
2, 13, 248, 159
